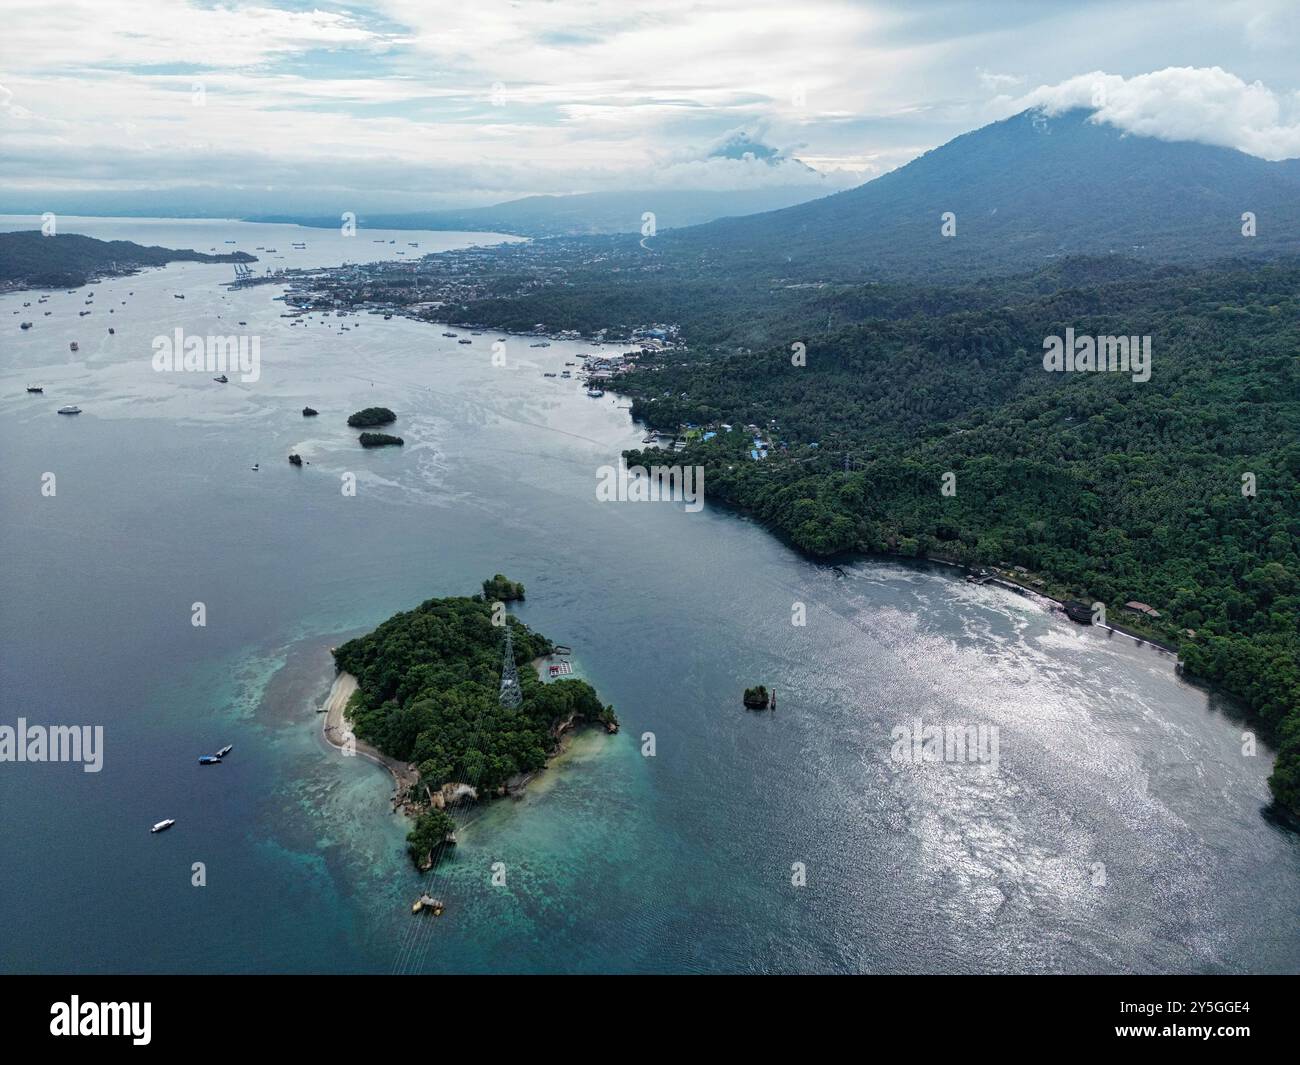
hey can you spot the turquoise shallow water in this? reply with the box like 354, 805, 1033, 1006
1, 218, 1298, 974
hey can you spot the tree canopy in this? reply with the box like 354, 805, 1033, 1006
333, 588, 615, 798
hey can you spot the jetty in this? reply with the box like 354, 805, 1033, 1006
411, 894, 445, 916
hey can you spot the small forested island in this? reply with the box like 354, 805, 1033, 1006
347, 406, 396, 428
331, 581, 616, 869
302, 406, 318, 417
359, 432, 403, 448
0, 230, 255, 291
743, 685, 770, 709
482, 574, 525, 601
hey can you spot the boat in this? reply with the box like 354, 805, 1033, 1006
560, 370, 571, 378
586, 388, 604, 397
216, 744, 232, 758
213, 374, 228, 383
25, 385, 43, 393
442, 331, 458, 337
57, 405, 81, 414
198, 755, 222, 765
458, 338, 471, 344
288, 453, 303, 466
529, 341, 550, 348
174, 294, 185, 299
19, 321, 31, 330
250, 464, 259, 471
224, 240, 236, 244
69, 341, 78, 351
150, 819, 175, 833
108, 327, 114, 334
543, 372, 557, 377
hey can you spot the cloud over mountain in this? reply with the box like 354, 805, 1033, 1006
1013, 66, 1300, 160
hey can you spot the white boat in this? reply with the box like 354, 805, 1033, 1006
57, 405, 81, 414
216, 744, 232, 758
586, 388, 604, 397
151, 819, 175, 833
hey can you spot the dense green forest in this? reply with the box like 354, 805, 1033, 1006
482, 574, 525, 601
347, 406, 396, 427
434, 244, 1300, 816
332, 589, 616, 804
607, 257, 1299, 816
0, 230, 252, 288
405, 808, 456, 868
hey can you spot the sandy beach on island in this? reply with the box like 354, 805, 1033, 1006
321, 670, 419, 805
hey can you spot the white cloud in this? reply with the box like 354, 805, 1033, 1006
3, 4, 1299, 210
1014, 66, 1300, 160
977, 69, 1023, 91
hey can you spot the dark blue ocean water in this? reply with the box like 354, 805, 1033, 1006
1, 217, 1297, 974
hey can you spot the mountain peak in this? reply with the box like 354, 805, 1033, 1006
663, 108, 1300, 280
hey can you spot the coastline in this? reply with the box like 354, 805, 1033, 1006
320, 657, 615, 817
321, 669, 419, 809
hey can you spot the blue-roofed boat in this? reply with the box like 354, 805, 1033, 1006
198, 755, 222, 765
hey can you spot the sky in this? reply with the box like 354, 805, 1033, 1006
2, 0, 1299, 215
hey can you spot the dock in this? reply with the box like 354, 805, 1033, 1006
411, 894, 445, 916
